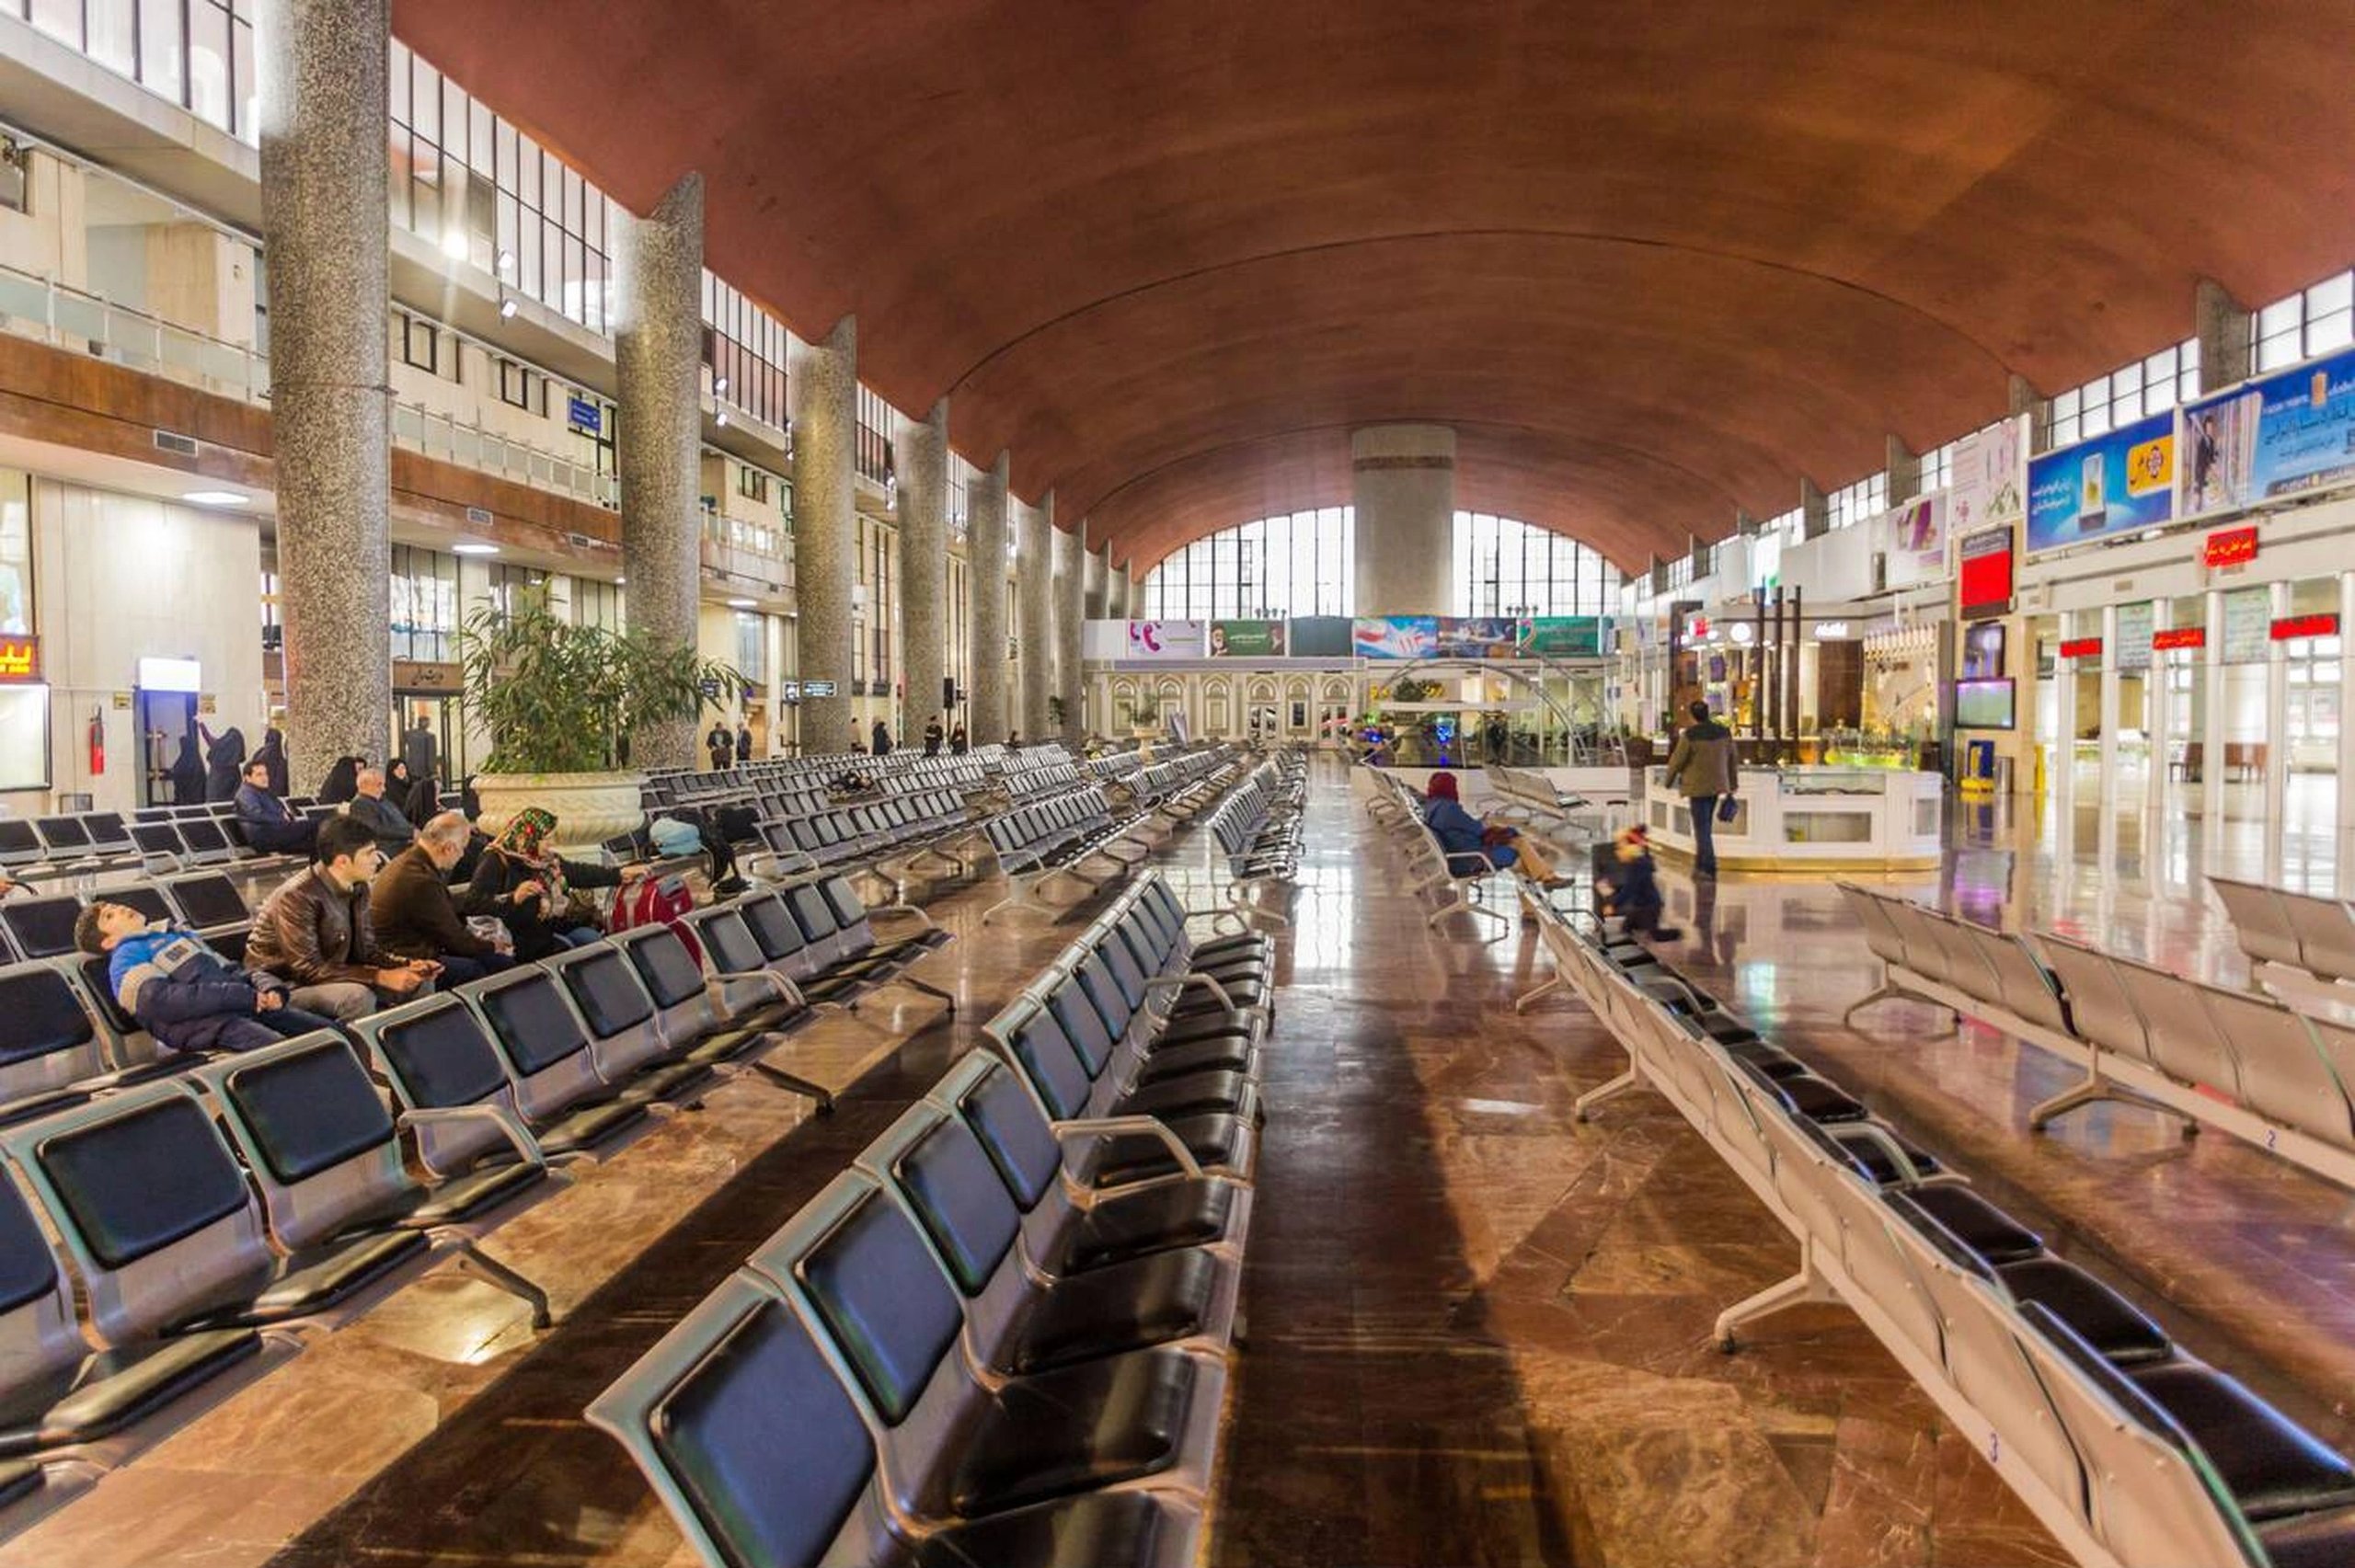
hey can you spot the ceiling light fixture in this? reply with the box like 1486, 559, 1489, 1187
451, 543, 500, 556
726, 598, 756, 609
182, 489, 248, 507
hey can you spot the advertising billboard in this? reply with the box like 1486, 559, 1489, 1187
1288, 616, 1355, 658
1125, 620, 1206, 658
1209, 620, 1286, 657
1881, 493, 1948, 588
1430, 618, 1520, 658
1515, 617, 1604, 658
2178, 347, 2355, 520
1351, 617, 1437, 659
2026, 410, 2177, 555
1949, 415, 2027, 540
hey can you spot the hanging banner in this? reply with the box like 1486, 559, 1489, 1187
2026, 410, 2177, 555
1430, 618, 1520, 658
1949, 415, 2028, 540
1125, 620, 1207, 659
1515, 617, 1604, 658
1880, 493, 1949, 588
1351, 617, 1437, 659
2179, 347, 2355, 520
1208, 620, 1286, 657
2115, 602, 2155, 671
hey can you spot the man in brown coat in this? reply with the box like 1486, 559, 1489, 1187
244, 817, 437, 1020
1661, 700, 1740, 878
371, 811, 514, 987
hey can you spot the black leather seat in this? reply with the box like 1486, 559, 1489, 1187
2123, 1360, 2355, 1519
908, 1490, 1167, 1568
1131, 1036, 1255, 1082
2260, 1505, 2355, 1568
372, 996, 646, 1162
551, 952, 717, 1104
1993, 1258, 2170, 1365
1892, 1185, 2041, 1265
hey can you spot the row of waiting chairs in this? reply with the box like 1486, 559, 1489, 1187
2211, 875, 2355, 999
1114, 750, 1233, 817
588, 869, 1273, 1567
980, 787, 1157, 925
753, 788, 976, 888
1840, 884, 2355, 1194
1206, 759, 1306, 929
0, 868, 965, 1524
999, 760, 1086, 802
1531, 895, 2355, 1568
1361, 768, 1523, 933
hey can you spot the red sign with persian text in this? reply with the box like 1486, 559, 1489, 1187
2203, 525, 2259, 569
2151, 627, 2206, 651
2059, 637, 2103, 659
2270, 614, 2341, 642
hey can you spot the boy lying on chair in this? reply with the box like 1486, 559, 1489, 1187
75, 901, 339, 1054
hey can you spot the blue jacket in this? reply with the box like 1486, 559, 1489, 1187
107, 926, 281, 1055
1423, 796, 1486, 857
234, 781, 294, 824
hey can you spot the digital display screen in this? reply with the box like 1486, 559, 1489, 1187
1959, 535, 2014, 616
1954, 678, 2016, 731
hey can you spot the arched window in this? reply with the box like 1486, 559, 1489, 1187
1452, 513, 1614, 618
1141, 508, 1354, 620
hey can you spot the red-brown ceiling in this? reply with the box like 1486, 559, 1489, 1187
392, 0, 2355, 572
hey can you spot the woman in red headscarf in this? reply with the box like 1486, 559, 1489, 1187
1420, 771, 1562, 885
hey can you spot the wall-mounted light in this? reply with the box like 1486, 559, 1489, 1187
182, 489, 249, 507
713, 375, 729, 394
452, 542, 500, 556
726, 598, 756, 609
496, 249, 515, 273
498, 296, 518, 320
440, 230, 469, 261
716, 410, 729, 428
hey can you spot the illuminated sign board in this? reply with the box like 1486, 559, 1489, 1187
135, 654, 197, 692
1957, 526, 2015, 618
800, 680, 838, 697
2270, 614, 2341, 642
2058, 637, 2103, 659
0, 637, 37, 683
2202, 525, 2259, 569
2152, 627, 2206, 651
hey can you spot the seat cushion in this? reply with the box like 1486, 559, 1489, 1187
1057, 1183, 1236, 1272
1189, 933, 1268, 960
2128, 1361, 2355, 1520
1995, 1258, 2171, 1366
1722, 1041, 1809, 1079
1086, 1114, 1242, 1186
2260, 1505, 2355, 1568
1114, 1070, 1249, 1122
405, 1162, 546, 1228
1827, 1127, 1942, 1185
535, 1097, 648, 1156
1005, 1249, 1217, 1374
1151, 1012, 1262, 1048
615, 1059, 718, 1107
948, 1350, 1196, 1515
1904, 1185, 2042, 1265
1775, 1075, 1867, 1124
913, 1489, 1168, 1568
0, 1328, 260, 1454
177, 1229, 427, 1328
1133, 1037, 1255, 1084
0, 1459, 38, 1510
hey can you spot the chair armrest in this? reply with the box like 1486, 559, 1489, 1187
1145, 971, 1236, 1010
1053, 1116, 1204, 1180
710, 967, 808, 1007
396, 1104, 548, 1169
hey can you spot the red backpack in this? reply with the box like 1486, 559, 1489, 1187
612, 873, 701, 965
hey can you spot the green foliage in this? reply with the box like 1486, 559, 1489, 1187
458, 604, 743, 774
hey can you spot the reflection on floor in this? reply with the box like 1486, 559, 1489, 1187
13, 761, 2352, 1566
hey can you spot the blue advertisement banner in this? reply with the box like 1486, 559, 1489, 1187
1351, 616, 1436, 658
2178, 347, 2355, 521
2026, 410, 2177, 555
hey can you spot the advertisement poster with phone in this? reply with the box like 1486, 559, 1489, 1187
2026, 410, 2176, 555
2177, 346, 2355, 521
1125, 620, 1207, 658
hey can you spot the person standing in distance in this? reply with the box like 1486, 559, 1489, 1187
1661, 700, 1739, 879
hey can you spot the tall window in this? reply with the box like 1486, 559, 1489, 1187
389, 545, 458, 663
570, 577, 622, 630
856, 386, 894, 486
1453, 512, 1614, 617
2050, 339, 2200, 445
1824, 475, 1887, 532
389, 41, 617, 333
702, 273, 791, 430
733, 612, 766, 682
18, 0, 258, 141
2256, 270, 2355, 373
1142, 508, 1354, 620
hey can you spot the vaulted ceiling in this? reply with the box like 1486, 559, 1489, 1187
392, 0, 2355, 571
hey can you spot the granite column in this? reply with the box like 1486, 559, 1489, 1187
1017, 494, 1053, 743
1350, 424, 1454, 616
893, 399, 949, 741
612, 174, 706, 768
966, 453, 1009, 744
1054, 517, 1084, 746
258, 0, 391, 784
790, 316, 857, 752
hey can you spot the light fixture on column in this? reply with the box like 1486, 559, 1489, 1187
498, 294, 518, 320
496, 249, 515, 274
716, 409, 729, 428
713, 375, 729, 395
440, 229, 469, 262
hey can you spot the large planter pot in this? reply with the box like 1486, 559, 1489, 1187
471, 771, 645, 854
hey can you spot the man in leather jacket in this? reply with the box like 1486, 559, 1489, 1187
244, 816, 439, 1020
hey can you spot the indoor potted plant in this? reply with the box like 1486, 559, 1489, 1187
458, 604, 744, 852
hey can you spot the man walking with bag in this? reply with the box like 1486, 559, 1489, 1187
1662, 700, 1738, 879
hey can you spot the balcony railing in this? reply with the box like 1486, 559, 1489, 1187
0, 261, 620, 509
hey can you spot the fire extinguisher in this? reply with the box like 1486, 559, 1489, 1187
87, 706, 104, 775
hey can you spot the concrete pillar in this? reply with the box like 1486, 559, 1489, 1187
966, 452, 1009, 744
2008, 372, 2049, 454
258, 0, 392, 783
790, 316, 857, 751
1114, 566, 1133, 620
893, 398, 949, 741
1799, 476, 1830, 540
1016, 493, 1052, 742
612, 174, 705, 768
1084, 544, 1109, 621
1054, 517, 1084, 747
2195, 279, 2253, 394
1885, 434, 1922, 504
1350, 424, 1454, 615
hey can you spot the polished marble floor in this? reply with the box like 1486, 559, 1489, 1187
15, 763, 2354, 1566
